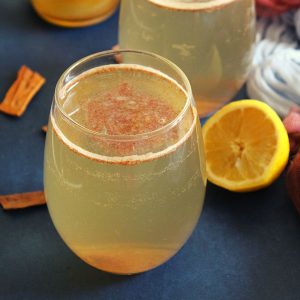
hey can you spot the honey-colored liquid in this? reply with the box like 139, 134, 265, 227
119, 0, 255, 116
31, 0, 119, 27
44, 65, 206, 274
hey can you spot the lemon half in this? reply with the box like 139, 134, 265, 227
203, 100, 290, 192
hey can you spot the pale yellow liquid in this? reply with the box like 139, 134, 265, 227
119, 0, 255, 116
44, 65, 206, 274
31, 0, 119, 27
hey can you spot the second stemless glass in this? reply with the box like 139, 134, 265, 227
44, 50, 207, 275
119, 0, 256, 117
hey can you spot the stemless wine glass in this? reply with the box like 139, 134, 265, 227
44, 50, 207, 275
119, 0, 256, 117
31, 0, 120, 27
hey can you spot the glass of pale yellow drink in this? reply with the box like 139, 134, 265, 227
119, 0, 256, 117
31, 0, 119, 27
44, 50, 207, 274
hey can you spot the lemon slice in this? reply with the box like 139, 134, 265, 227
203, 100, 290, 192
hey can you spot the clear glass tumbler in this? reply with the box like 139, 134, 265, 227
31, 0, 120, 27
119, 0, 256, 117
44, 50, 206, 274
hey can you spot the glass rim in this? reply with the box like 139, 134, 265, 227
54, 49, 193, 141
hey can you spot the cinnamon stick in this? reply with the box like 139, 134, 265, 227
0, 191, 46, 210
0, 65, 45, 117
112, 44, 123, 63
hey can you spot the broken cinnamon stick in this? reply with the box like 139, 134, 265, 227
0, 65, 45, 117
42, 125, 48, 133
0, 191, 46, 210
112, 44, 123, 63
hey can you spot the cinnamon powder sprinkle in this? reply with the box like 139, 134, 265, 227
0, 65, 45, 117
0, 191, 46, 210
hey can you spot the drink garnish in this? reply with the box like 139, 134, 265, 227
85, 82, 179, 156
0, 65, 45, 117
0, 191, 46, 210
86, 83, 177, 136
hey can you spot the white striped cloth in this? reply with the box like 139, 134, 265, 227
246, 10, 300, 116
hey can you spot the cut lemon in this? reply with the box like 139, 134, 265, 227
202, 100, 290, 192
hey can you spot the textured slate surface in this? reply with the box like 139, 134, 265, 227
0, 2, 300, 299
